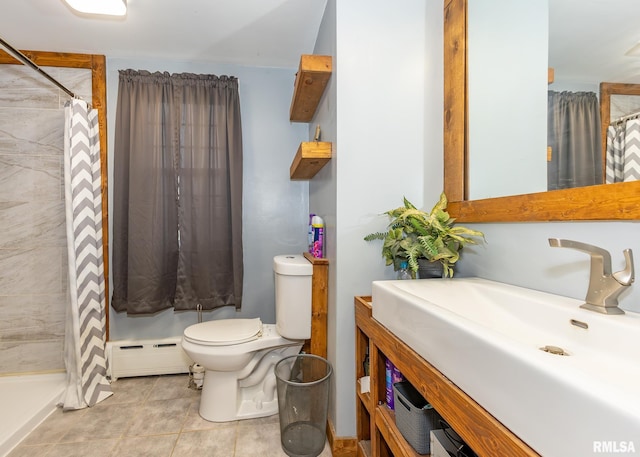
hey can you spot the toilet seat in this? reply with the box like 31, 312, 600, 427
183, 318, 263, 346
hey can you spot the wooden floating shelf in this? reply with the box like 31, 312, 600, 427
290, 141, 332, 179
290, 54, 332, 122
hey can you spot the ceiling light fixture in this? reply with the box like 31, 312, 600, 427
63, 0, 127, 16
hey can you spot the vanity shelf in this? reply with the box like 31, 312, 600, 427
354, 296, 539, 457
290, 141, 332, 179
290, 54, 332, 122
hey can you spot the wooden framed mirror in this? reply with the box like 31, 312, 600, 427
443, 0, 640, 222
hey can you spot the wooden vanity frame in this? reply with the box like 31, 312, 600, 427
355, 296, 539, 457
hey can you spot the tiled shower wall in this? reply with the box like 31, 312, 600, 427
0, 63, 92, 375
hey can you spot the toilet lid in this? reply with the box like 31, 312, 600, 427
184, 318, 263, 346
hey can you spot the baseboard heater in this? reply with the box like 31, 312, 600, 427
106, 337, 193, 381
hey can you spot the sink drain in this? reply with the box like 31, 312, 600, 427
540, 345, 569, 356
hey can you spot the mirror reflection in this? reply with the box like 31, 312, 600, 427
467, 0, 640, 200
605, 91, 640, 183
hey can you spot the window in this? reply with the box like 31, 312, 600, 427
111, 70, 243, 315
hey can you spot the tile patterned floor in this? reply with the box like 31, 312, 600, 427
7, 374, 333, 457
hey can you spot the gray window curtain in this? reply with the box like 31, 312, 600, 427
547, 91, 603, 190
112, 70, 243, 315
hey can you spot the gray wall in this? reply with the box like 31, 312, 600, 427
0, 65, 92, 375
106, 58, 311, 339
311, 0, 441, 437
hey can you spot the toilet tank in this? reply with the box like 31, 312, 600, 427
273, 255, 313, 340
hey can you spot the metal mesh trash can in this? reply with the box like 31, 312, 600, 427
275, 354, 332, 457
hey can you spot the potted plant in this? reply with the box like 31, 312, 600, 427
364, 192, 484, 278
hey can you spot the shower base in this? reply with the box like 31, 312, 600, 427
0, 372, 65, 457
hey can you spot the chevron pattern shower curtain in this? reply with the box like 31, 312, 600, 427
606, 118, 640, 183
59, 99, 112, 410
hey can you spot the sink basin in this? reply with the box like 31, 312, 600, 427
372, 277, 640, 457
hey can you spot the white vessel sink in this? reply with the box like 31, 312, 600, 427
372, 277, 640, 457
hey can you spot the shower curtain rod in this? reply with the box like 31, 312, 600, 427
612, 110, 640, 125
0, 36, 81, 100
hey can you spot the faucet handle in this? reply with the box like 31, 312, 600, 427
613, 249, 635, 286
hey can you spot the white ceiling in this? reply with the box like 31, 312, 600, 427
1, 1, 640, 83
0, 0, 328, 68
549, 0, 640, 85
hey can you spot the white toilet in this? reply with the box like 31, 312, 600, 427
181, 254, 313, 422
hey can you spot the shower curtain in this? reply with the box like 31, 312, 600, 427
59, 99, 112, 410
606, 118, 640, 183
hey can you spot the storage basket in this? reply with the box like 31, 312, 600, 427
393, 381, 441, 454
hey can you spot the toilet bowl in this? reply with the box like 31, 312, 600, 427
181, 255, 313, 422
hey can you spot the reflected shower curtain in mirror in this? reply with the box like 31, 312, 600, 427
547, 91, 603, 190
59, 99, 112, 410
606, 118, 640, 183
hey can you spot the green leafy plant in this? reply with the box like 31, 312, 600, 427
364, 192, 484, 278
